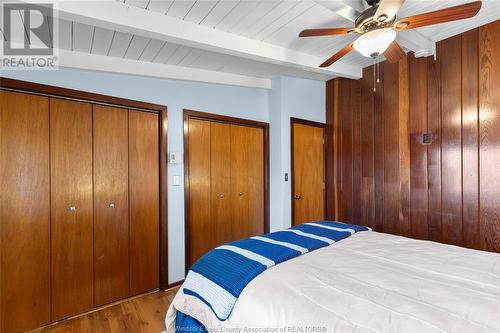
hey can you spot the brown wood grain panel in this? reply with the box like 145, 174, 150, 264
479, 20, 500, 252
427, 55, 443, 243
339, 79, 353, 222
383, 61, 400, 235
351, 81, 362, 226
210, 122, 232, 246
333, 80, 341, 221
0, 91, 51, 333
325, 80, 336, 221
184, 111, 269, 271
360, 67, 375, 229
324, 21, 500, 253
409, 55, 429, 240
1, 78, 169, 292
373, 65, 385, 231
292, 122, 325, 225
246, 126, 265, 235
462, 28, 480, 250
93, 105, 130, 306
159, 108, 168, 291
398, 58, 411, 237
50, 98, 94, 321
440, 35, 464, 246
231, 125, 251, 239
129, 111, 160, 294
186, 118, 212, 266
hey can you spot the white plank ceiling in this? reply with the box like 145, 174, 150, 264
4, 0, 500, 88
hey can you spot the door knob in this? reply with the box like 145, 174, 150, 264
219, 193, 224, 198
294, 194, 301, 200
69, 206, 76, 212
109, 203, 116, 208
238, 192, 244, 196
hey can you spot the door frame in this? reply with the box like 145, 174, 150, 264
0, 77, 170, 291
290, 117, 327, 226
183, 109, 270, 272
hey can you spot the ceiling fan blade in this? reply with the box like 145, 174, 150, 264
319, 43, 354, 67
383, 41, 406, 63
313, 1, 363, 22
299, 27, 356, 37
374, 0, 406, 22
394, 1, 482, 31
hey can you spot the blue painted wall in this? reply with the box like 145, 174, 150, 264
2, 69, 325, 282
269, 76, 326, 231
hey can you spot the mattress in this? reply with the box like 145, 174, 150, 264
166, 231, 500, 332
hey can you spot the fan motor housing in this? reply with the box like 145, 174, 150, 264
355, 6, 396, 33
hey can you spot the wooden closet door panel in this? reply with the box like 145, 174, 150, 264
129, 111, 159, 294
0, 91, 50, 333
246, 127, 265, 236
50, 98, 94, 321
93, 105, 130, 306
211, 122, 232, 247
292, 123, 325, 225
187, 119, 212, 266
231, 125, 250, 240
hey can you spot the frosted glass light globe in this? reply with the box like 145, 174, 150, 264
353, 28, 397, 58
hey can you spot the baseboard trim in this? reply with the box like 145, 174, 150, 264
166, 279, 184, 290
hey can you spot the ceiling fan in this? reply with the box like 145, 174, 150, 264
299, 0, 482, 67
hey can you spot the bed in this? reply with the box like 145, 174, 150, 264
165, 222, 500, 333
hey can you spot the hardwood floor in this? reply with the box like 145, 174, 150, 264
32, 288, 178, 333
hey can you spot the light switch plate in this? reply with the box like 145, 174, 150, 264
173, 175, 181, 186
168, 151, 182, 164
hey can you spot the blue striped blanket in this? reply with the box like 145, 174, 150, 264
182, 221, 370, 321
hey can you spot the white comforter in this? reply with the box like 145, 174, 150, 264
166, 231, 500, 333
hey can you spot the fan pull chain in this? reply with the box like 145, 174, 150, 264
373, 61, 376, 92
376, 59, 380, 84
373, 57, 381, 92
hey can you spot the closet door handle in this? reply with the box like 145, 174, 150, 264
219, 193, 224, 198
68, 206, 77, 212
238, 192, 244, 196
109, 203, 116, 208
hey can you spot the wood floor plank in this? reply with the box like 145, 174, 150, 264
34, 288, 179, 333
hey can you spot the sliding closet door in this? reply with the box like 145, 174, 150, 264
93, 105, 130, 306
129, 110, 160, 295
211, 122, 232, 247
246, 127, 265, 236
50, 98, 94, 321
231, 125, 250, 240
187, 118, 212, 266
230, 125, 265, 240
0, 91, 50, 333
186, 115, 267, 267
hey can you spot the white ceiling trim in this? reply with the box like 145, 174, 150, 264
0, 43, 272, 89
24, 0, 362, 79
58, 49, 272, 89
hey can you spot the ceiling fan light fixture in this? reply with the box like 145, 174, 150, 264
353, 28, 397, 58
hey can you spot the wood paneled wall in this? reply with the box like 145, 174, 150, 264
326, 20, 500, 252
